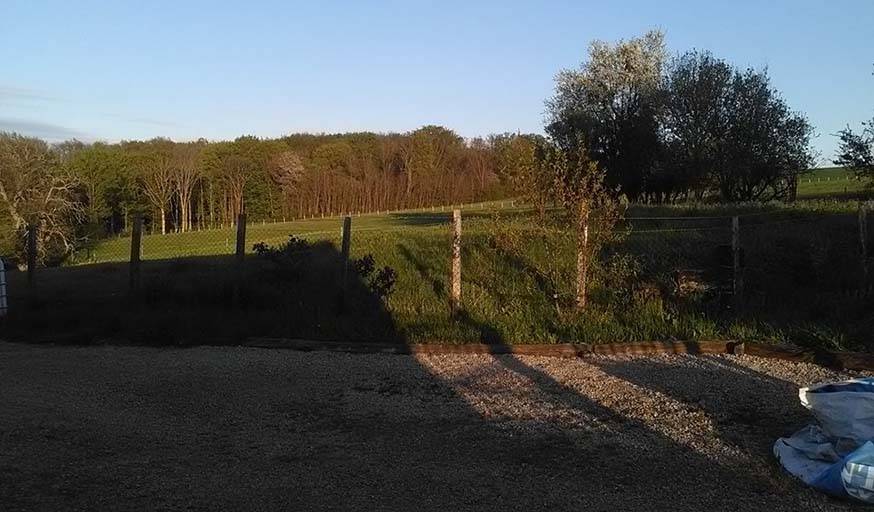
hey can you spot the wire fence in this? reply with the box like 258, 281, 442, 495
3, 200, 872, 345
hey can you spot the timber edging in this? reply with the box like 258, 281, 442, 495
244, 338, 874, 372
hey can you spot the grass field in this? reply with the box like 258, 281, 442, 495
797, 166, 870, 199
6, 197, 873, 351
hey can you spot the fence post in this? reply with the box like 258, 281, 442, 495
340, 216, 352, 303
732, 216, 743, 304
26, 224, 37, 286
235, 214, 247, 263
0, 256, 7, 318
861, 203, 869, 277
129, 214, 143, 291
450, 209, 462, 315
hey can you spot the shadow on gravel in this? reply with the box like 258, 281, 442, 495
589, 355, 812, 455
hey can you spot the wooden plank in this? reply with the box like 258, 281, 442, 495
244, 339, 734, 358
243, 338, 874, 371
745, 342, 874, 371
589, 341, 736, 356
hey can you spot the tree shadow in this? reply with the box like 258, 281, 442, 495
1, 230, 856, 510
587, 354, 834, 456
4, 241, 402, 345
397, 243, 445, 298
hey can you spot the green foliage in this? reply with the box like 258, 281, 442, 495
836, 116, 874, 180
546, 32, 814, 203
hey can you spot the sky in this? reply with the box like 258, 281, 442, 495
1, 0, 872, 165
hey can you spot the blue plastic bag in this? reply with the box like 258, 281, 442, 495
775, 378, 874, 503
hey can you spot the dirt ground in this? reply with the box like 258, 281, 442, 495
0, 341, 861, 511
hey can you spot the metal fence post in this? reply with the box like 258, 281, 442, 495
450, 209, 462, 315
129, 214, 143, 291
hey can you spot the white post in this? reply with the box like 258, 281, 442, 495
0, 257, 7, 317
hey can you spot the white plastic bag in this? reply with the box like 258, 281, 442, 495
775, 378, 874, 503
800, 379, 874, 443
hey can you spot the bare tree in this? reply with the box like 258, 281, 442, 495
136, 141, 174, 234
171, 143, 202, 232
0, 132, 83, 264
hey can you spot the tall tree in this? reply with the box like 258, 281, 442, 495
713, 69, 813, 201
661, 51, 734, 200
133, 139, 175, 234
546, 30, 666, 201
171, 142, 203, 232
0, 132, 83, 264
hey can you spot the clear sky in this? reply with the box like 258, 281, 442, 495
1, 0, 872, 164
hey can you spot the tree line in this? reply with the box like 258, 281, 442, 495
0, 127, 554, 263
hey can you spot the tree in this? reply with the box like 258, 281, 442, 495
171, 142, 203, 232
713, 69, 814, 201
402, 126, 464, 205
0, 132, 83, 264
66, 142, 133, 233
836, 117, 874, 180
546, 30, 666, 201
493, 133, 552, 219
548, 140, 621, 310
132, 139, 175, 234
268, 150, 306, 217
661, 51, 734, 200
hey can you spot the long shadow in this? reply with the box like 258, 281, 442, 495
4, 241, 401, 345
2, 230, 854, 510
397, 243, 445, 298
588, 354, 828, 457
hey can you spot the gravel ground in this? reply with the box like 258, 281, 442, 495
0, 341, 863, 511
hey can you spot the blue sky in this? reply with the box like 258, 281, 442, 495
1, 0, 872, 164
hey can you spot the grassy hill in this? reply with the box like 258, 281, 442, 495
797, 166, 869, 199
6, 199, 872, 352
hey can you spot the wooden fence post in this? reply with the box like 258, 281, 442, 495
26, 224, 37, 286
340, 216, 352, 297
0, 256, 7, 318
450, 209, 462, 315
732, 216, 743, 303
235, 214, 247, 263
129, 214, 143, 291
861, 203, 869, 277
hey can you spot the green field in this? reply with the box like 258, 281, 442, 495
797, 166, 870, 199
8, 198, 872, 351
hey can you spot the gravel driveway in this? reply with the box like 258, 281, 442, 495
0, 341, 861, 511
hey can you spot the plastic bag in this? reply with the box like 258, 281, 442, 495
800, 379, 874, 443
774, 378, 874, 503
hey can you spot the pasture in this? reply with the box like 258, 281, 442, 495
797, 166, 869, 199
5, 198, 872, 351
